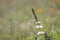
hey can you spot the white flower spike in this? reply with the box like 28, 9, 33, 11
36, 25, 43, 29
37, 21, 41, 23
37, 31, 45, 35
36, 21, 41, 24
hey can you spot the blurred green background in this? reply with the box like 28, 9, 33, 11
0, 0, 60, 40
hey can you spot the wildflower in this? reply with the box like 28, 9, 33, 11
36, 8, 42, 14
53, 0, 60, 9
49, 6, 56, 14
37, 31, 45, 35
49, 6, 56, 17
36, 21, 41, 24
53, 0, 59, 4
36, 25, 43, 29
37, 21, 41, 23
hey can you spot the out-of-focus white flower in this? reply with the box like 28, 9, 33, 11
36, 21, 41, 24
37, 31, 45, 35
36, 25, 43, 29
37, 21, 41, 23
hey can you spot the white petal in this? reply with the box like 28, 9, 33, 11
37, 31, 45, 35
36, 25, 43, 28
37, 21, 41, 23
